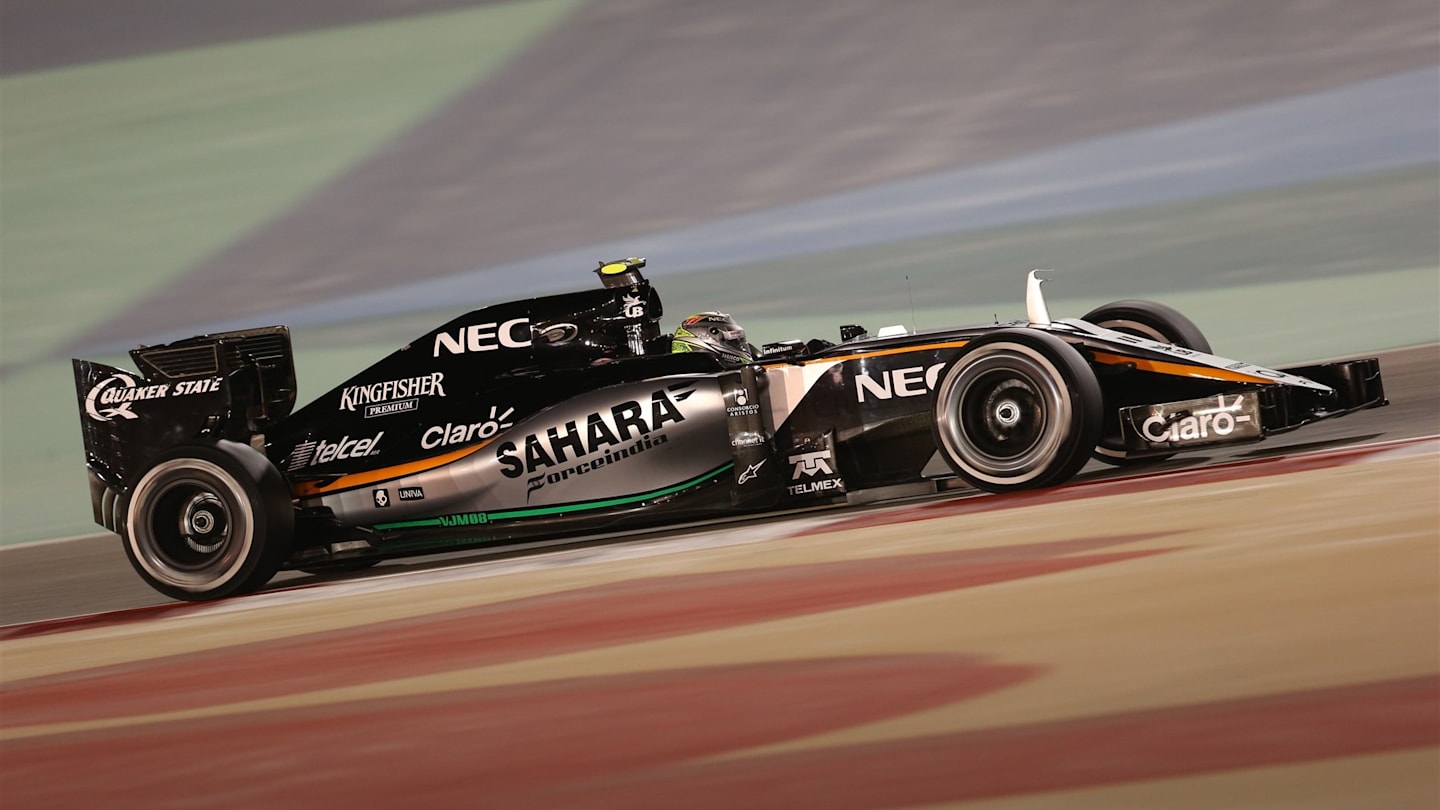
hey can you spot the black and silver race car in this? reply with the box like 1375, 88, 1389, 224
73, 258, 1386, 600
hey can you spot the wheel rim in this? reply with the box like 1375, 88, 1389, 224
178, 491, 229, 554
148, 481, 237, 570
938, 347, 1070, 483
964, 375, 1045, 461
128, 459, 252, 591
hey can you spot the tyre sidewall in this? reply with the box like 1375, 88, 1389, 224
1082, 300, 1211, 463
1081, 299, 1212, 354
933, 330, 1102, 491
121, 441, 292, 601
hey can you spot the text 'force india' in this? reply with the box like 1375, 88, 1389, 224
73, 260, 1386, 601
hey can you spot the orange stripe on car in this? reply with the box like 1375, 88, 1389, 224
299, 341, 976, 498
292, 441, 496, 498
292, 341, 1262, 499
761, 339, 973, 369
1090, 351, 1278, 384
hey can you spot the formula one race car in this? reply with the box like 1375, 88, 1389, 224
73, 259, 1387, 600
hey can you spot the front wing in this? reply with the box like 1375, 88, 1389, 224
1114, 357, 1385, 455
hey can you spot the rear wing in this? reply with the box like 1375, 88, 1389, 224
74, 326, 298, 507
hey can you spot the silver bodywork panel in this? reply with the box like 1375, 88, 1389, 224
308, 376, 729, 525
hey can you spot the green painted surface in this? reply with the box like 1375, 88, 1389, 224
0, 0, 580, 369
373, 464, 735, 530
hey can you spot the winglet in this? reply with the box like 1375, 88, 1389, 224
1026, 269, 1052, 326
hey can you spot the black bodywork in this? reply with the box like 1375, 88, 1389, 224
72, 262, 1387, 599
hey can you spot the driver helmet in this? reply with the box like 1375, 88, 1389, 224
671, 312, 751, 365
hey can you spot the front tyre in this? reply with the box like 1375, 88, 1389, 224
1081, 300, 1211, 465
932, 330, 1103, 492
1081, 299, 1211, 353
121, 441, 294, 601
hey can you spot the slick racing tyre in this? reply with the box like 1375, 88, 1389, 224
1081, 299, 1212, 354
121, 441, 294, 601
1082, 300, 1211, 465
932, 329, 1103, 493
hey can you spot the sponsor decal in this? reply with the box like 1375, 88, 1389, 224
726, 387, 760, 418
382, 534, 492, 550
373, 489, 390, 508
790, 450, 834, 479
622, 293, 646, 319
421, 405, 516, 450
340, 372, 446, 417
1134, 393, 1261, 446
855, 362, 945, 402
1096, 329, 1199, 356
759, 340, 804, 358
398, 487, 424, 501
432, 318, 531, 356
730, 431, 766, 448
1224, 361, 1294, 380
522, 433, 671, 500
172, 378, 223, 395
787, 448, 845, 496
365, 399, 418, 418
286, 441, 317, 471
287, 431, 385, 471
84, 373, 222, 422
436, 512, 488, 527
497, 382, 695, 499
737, 459, 766, 485
537, 323, 579, 344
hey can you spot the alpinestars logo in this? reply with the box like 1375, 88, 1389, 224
738, 459, 766, 485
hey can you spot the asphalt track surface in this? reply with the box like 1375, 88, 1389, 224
1, 346, 1435, 808
2, 343, 1434, 626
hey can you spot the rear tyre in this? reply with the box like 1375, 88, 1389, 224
1082, 300, 1211, 465
121, 441, 293, 601
932, 329, 1103, 492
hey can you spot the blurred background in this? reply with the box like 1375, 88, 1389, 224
2, 0, 1436, 544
